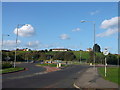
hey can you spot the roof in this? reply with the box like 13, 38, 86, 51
52, 48, 68, 50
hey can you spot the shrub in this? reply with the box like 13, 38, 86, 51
2, 63, 13, 69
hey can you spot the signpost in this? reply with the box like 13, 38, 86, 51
103, 49, 109, 77
5, 56, 10, 61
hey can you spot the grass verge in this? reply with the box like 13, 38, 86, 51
98, 67, 120, 85
0, 67, 25, 74
37, 63, 68, 67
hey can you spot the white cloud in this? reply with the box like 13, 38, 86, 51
97, 17, 119, 37
90, 10, 99, 15
26, 41, 40, 48
100, 17, 119, 29
0, 40, 21, 49
72, 28, 80, 32
96, 28, 118, 37
14, 24, 35, 37
60, 34, 70, 40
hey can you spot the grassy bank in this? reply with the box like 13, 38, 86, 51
98, 67, 120, 85
0, 67, 25, 74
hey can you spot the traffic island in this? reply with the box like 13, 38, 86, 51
1, 67, 25, 74
36, 64, 61, 73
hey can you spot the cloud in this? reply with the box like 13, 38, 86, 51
90, 10, 99, 15
0, 40, 21, 49
59, 34, 70, 40
44, 44, 57, 48
26, 41, 40, 48
100, 17, 119, 29
72, 28, 80, 32
96, 28, 118, 37
14, 24, 35, 37
97, 17, 119, 37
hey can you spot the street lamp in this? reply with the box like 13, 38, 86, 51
14, 24, 25, 68
80, 20, 96, 69
79, 43, 82, 63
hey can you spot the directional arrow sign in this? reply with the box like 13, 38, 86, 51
103, 49, 109, 56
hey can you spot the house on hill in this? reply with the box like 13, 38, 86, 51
51, 48, 70, 51
86, 48, 93, 52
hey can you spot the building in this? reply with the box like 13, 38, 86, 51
51, 48, 69, 51
86, 48, 93, 52
16, 48, 31, 51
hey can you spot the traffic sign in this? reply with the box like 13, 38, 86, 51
5, 56, 11, 61
103, 49, 109, 56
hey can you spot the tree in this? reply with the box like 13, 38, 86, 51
39, 53, 47, 60
93, 44, 101, 52
49, 49, 52, 51
45, 49, 48, 52
64, 52, 76, 61
106, 54, 118, 65
53, 52, 65, 60
88, 51, 94, 63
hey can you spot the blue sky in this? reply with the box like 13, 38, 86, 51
2, 2, 118, 53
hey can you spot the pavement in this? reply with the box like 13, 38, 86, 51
74, 67, 119, 89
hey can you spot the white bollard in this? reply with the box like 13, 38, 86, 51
57, 63, 59, 68
59, 63, 61, 67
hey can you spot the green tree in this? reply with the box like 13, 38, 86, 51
106, 54, 118, 65
64, 52, 76, 61
93, 44, 101, 52
88, 51, 94, 63
53, 52, 65, 60
39, 53, 47, 60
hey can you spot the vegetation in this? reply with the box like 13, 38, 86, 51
98, 67, 120, 85
37, 63, 67, 67
0, 67, 24, 74
93, 44, 101, 52
2, 62, 12, 69
2, 50, 120, 65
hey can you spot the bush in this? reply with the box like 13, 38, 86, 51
2, 63, 13, 69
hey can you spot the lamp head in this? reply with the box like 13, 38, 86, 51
80, 20, 86, 23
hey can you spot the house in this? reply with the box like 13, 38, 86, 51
51, 48, 69, 51
16, 48, 31, 51
86, 48, 93, 52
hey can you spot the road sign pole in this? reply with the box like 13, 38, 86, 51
105, 57, 107, 77
103, 48, 109, 77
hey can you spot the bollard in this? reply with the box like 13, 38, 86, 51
59, 63, 61, 67
57, 63, 59, 68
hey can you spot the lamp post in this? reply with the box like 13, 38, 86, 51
79, 43, 82, 63
14, 24, 25, 68
80, 20, 96, 69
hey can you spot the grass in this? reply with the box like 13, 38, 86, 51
98, 67, 120, 85
71, 51, 89, 60
0, 67, 24, 74
39, 63, 57, 67
37, 63, 68, 67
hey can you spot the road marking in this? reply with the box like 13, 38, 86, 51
73, 83, 80, 89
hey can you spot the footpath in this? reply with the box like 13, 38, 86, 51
74, 67, 119, 89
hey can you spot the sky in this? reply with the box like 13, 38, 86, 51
1, 2, 119, 54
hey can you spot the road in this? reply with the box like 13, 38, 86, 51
2, 63, 46, 81
2, 64, 90, 88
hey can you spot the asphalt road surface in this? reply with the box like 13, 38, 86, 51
2, 64, 90, 88
2, 63, 46, 81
